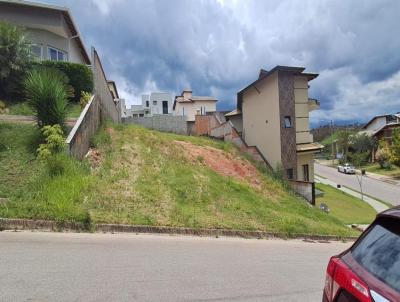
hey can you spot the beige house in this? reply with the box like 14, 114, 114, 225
173, 90, 217, 122
236, 66, 323, 182
0, 0, 90, 64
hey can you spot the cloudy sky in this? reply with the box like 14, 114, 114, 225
44, 0, 400, 125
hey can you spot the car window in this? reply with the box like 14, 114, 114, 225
351, 219, 400, 292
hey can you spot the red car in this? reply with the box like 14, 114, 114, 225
323, 206, 400, 302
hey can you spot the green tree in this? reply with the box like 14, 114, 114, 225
375, 140, 393, 168
391, 128, 400, 166
24, 67, 73, 129
337, 130, 351, 162
0, 21, 32, 100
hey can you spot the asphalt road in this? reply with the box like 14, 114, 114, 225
0, 231, 352, 302
315, 163, 400, 206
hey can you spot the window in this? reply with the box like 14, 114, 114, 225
47, 46, 67, 61
284, 116, 292, 128
351, 219, 400, 292
139, 113, 144, 117
153, 101, 157, 105
30, 44, 42, 60
162, 101, 168, 114
146, 101, 149, 107
286, 168, 294, 180
302, 164, 309, 181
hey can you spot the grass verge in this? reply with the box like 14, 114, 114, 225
315, 183, 376, 225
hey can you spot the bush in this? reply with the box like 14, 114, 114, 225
0, 21, 32, 100
80, 91, 92, 109
24, 67, 71, 128
37, 124, 65, 159
34, 60, 93, 103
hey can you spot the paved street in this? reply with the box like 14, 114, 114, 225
315, 163, 400, 206
0, 231, 352, 302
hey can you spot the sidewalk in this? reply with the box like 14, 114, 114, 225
315, 175, 389, 213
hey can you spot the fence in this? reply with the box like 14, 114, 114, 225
122, 115, 188, 135
289, 180, 315, 205
66, 48, 120, 159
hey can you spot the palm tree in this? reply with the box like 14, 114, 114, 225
24, 67, 73, 130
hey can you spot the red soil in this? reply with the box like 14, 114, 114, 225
175, 140, 262, 188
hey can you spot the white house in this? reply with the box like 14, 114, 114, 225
121, 92, 173, 118
0, 0, 90, 64
173, 90, 217, 122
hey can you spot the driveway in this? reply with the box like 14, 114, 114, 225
315, 163, 400, 206
0, 231, 352, 302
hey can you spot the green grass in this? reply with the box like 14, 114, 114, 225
2, 101, 81, 118
0, 122, 92, 225
87, 124, 357, 236
362, 163, 400, 179
315, 183, 376, 225
0, 122, 358, 236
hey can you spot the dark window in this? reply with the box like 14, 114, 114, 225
286, 168, 294, 180
162, 101, 168, 114
146, 101, 149, 107
302, 164, 309, 181
351, 218, 400, 292
48, 47, 66, 61
284, 116, 292, 128
153, 101, 157, 105
139, 113, 144, 117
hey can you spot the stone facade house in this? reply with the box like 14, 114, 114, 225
233, 66, 323, 182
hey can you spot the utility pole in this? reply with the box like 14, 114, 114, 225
331, 120, 334, 165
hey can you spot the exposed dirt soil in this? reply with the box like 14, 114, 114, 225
86, 148, 102, 169
175, 140, 262, 189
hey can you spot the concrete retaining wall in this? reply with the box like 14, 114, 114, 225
66, 48, 120, 159
122, 115, 188, 135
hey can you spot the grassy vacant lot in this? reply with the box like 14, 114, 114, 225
0, 122, 357, 236
363, 163, 400, 179
315, 183, 376, 225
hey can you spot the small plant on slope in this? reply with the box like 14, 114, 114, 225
24, 67, 73, 128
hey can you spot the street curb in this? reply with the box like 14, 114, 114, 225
0, 218, 358, 242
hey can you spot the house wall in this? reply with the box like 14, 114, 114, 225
366, 117, 387, 132
242, 72, 282, 169
227, 115, 243, 133
175, 100, 217, 122
0, 2, 86, 64
297, 152, 314, 182
294, 76, 313, 145
277, 71, 297, 179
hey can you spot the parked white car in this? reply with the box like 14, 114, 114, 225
337, 163, 356, 174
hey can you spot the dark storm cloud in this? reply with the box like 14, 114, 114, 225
44, 0, 400, 122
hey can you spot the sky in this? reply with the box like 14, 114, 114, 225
43, 0, 400, 126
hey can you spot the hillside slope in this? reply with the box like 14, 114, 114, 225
87, 124, 356, 236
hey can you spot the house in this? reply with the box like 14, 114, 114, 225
235, 66, 323, 182
142, 92, 173, 116
121, 92, 173, 118
360, 113, 400, 140
107, 81, 119, 100
0, 0, 90, 64
173, 90, 217, 122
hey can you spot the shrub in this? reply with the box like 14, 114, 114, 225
376, 140, 394, 169
37, 124, 65, 159
34, 60, 93, 103
80, 91, 92, 109
0, 21, 32, 100
24, 67, 72, 128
